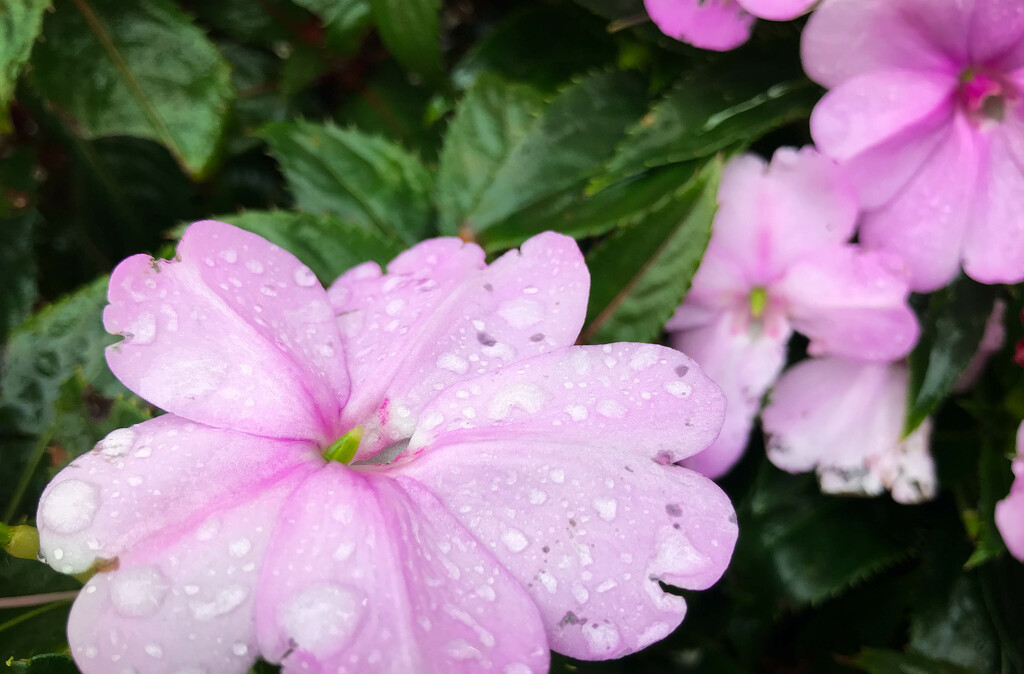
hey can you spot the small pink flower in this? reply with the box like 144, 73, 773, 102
762, 357, 936, 503
36, 221, 738, 672
666, 147, 919, 478
996, 422, 1024, 561
643, 0, 818, 51
803, 0, 1024, 291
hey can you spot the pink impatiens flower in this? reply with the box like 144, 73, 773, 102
36, 221, 738, 673
666, 147, 920, 478
996, 422, 1024, 561
803, 0, 1024, 291
643, 0, 818, 51
762, 357, 936, 503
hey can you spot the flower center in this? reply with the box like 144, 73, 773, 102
749, 286, 768, 319
323, 426, 364, 465
959, 68, 1014, 124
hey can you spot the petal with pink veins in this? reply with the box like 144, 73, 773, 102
671, 311, 791, 478
255, 465, 549, 673
643, 0, 753, 52
66, 465, 314, 674
401, 440, 737, 660
37, 415, 317, 575
778, 245, 919, 362
104, 221, 349, 442
330, 232, 589, 459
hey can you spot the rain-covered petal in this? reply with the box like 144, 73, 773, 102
801, 0, 965, 88
255, 465, 549, 673
763, 358, 936, 503
37, 415, 316, 575
778, 246, 919, 362
859, 117, 979, 292
66, 466, 313, 674
104, 220, 349, 442
696, 148, 858, 290
670, 311, 791, 479
995, 422, 1024, 561
643, 0, 753, 51
330, 232, 589, 459
738, 0, 816, 21
970, 0, 1024, 69
407, 343, 725, 467
402, 440, 737, 660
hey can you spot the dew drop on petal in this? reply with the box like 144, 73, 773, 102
664, 381, 692, 397
109, 566, 170, 618
280, 584, 363, 658
188, 584, 249, 621
96, 428, 137, 458
145, 643, 163, 658
582, 622, 621, 656
592, 498, 617, 521
501, 528, 530, 553
596, 400, 627, 419
40, 479, 99, 534
293, 267, 317, 287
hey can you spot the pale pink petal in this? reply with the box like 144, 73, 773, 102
700, 148, 858, 287
104, 221, 348, 442
801, 0, 964, 88
778, 246, 919, 361
869, 419, 937, 504
401, 441, 737, 660
860, 117, 980, 292
36, 414, 315, 575
971, 0, 1024, 68
962, 127, 1024, 285
738, 0, 816, 21
407, 343, 725, 467
670, 311, 791, 478
643, 0, 753, 52
810, 70, 955, 163
331, 233, 589, 459
66, 466, 313, 674
995, 422, 1024, 561
255, 465, 549, 673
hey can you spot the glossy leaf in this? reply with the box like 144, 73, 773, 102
0, 0, 49, 130
580, 156, 719, 345
260, 121, 434, 244
368, 0, 441, 77
439, 71, 648, 238
30, 0, 234, 177
294, 0, 371, 53
905, 278, 998, 434
0, 210, 39, 342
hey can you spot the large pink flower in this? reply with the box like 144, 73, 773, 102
36, 221, 738, 673
762, 357, 936, 503
803, 0, 1024, 291
643, 0, 818, 51
996, 421, 1024, 561
666, 147, 920, 478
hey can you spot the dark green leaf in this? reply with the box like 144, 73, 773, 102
0, 0, 49, 130
592, 54, 818, 190
848, 648, 982, 674
0, 210, 39, 342
294, 0, 371, 53
368, 0, 441, 78
909, 574, 998, 671
905, 278, 998, 434
580, 157, 719, 345
0, 554, 78, 662
31, 0, 234, 177
260, 121, 434, 244
216, 210, 404, 281
440, 71, 648, 238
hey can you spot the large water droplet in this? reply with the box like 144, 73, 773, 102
40, 479, 100, 534
280, 584, 364, 658
109, 566, 170, 618
188, 585, 249, 621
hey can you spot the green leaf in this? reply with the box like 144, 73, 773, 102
1, 554, 78, 662
579, 157, 719, 345
905, 277, 998, 435
592, 54, 818, 190
5, 653, 79, 673
368, 0, 441, 78
909, 574, 999, 671
0, 0, 49, 130
260, 121, 434, 244
0, 210, 39, 342
439, 71, 648, 238
452, 4, 617, 93
294, 0, 371, 53
30, 0, 234, 177
848, 648, 982, 674
215, 210, 404, 281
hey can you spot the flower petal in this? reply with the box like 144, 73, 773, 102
407, 343, 725, 466
670, 311, 790, 478
737, 0, 815, 21
37, 414, 315, 575
330, 233, 589, 459
643, 0, 753, 51
104, 221, 348, 442
255, 465, 550, 673
66, 466, 312, 674
778, 246, 919, 361
696, 148, 858, 289
970, 0, 1024, 68
401, 441, 738, 660
961, 125, 1024, 285
859, 117, 979, 292
995, 422, 1024, 561
801, 0, 964, 88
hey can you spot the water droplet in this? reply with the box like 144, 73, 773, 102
596, 400, 627, 419
96, 428, 137, 458
629, 347, 658, 371
280, 584, 363, 658
537, 570, 558, 594
501, 528, 529, 552
145, 643, 163, 658
582, 622, 621, 655
564, 405, 588, 421
245, 260, 263, 274
665, 381, 692, 397
109, 566, 170, 618
498, 298, 544, 328
218, 249, 238, 264
41, 479, 100, 534
188, 585, 249, 621
437, 353, 469, 374
487, 383, 547, 419
293, 267, 317, 287
228, 538, 251, 558
549, 469, 565, 484
232, 642, 248, 657
529, 489, 548, 505
592, 498, 617, 521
